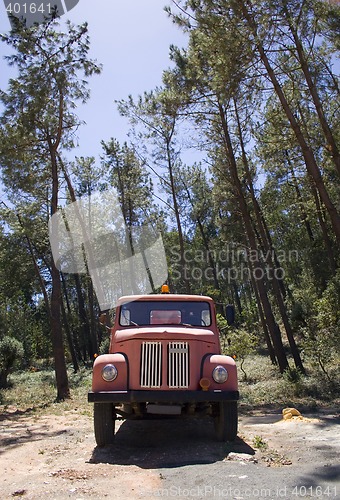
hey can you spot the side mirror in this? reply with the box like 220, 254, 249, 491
225, 304, 235, 326
99, 313, 106, 325
99, 312, 111, 328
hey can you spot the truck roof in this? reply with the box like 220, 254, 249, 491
117, 294, 214, 305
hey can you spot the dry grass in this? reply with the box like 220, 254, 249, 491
0, 365, 92, 417
0, 353, 339, 417
238, 353, 340, 412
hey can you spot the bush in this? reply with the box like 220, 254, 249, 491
98, 336, 110, 354
228, 328, 257, 380
0, 336, 24, 388
219, 320, 257, 380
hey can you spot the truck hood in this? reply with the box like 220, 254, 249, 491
114, 326, 217, 344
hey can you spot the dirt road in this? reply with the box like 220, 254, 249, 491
0, 406, 339, 499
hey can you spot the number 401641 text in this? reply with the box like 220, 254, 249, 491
5, 3, 52, 15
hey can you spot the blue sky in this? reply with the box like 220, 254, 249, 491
0, 0, 187, 160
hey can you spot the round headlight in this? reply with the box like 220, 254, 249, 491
212, 365, 228, 383
101, 364, 118, 382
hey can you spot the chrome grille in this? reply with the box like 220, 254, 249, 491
168, 341, 189, 388
140, 341, 190, 389
140, 341, 162, 388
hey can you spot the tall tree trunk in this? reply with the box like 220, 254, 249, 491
297, 108, 337, 277
283, 5, 340, 177
75, 275, 93, 360
248, 259, 277, 365
288, 160, 315, 244
240, 0, 340, 246
234, 101, 305, 373
310, 179, 337, 277
218, 101, 289, 373
166, 138, 191, 293
232, 282, 243, 317
49, 142, 70, 400
60, 277, 79, 373
14, 211, 51, 318
58, 156, 94, 359
88, 277, 98, 355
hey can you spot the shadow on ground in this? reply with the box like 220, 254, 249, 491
90, 418, 255, 468
0, 419, 68, 455
297, 464, 340, 488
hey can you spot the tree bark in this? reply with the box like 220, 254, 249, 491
234, 101, 305, 373
218, 101, 289, 373
240, 0, 340, 246
283, 4, 340, 177
58, 156, 95, 360
60, 274, 79, 373
310, 179, 337, 276
288, 160, 315, 244
166, 137, 191, 293
14, 211, 51, 318
49, 139, 70, 400
248, 259, 277, 365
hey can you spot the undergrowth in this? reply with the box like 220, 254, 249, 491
238, 354, 340, 412
0, 353, 339, 417
0, 364, 92, 416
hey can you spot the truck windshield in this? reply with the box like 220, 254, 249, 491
119, 301, 212, 327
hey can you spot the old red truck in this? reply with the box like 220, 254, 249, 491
88, 287, 239, 446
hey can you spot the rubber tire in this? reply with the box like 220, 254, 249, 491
93, 403, 116, 446
214, 401, 238, 442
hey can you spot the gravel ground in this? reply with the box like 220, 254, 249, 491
0, 406, 339, 499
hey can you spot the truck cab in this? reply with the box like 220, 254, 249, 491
88, 291, 239, 446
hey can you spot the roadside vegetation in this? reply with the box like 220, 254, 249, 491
0, 364, 92, 416
238, 354, 340, 411
1, 348, 339, 418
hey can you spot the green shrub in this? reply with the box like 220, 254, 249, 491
217, 315, 259, 381
99, 336, 110, 354
0, 336, 24, 387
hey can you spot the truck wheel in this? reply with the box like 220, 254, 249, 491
93, 403, 116, 446
214, 401, 238, 442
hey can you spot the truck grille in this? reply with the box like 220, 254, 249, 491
140, 341, 189, 389
140, 341, 162, 388
168, 342, 189, 388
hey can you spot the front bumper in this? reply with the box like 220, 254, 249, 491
88, 389, 239, 404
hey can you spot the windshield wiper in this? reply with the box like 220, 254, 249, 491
129, 320, 139, 326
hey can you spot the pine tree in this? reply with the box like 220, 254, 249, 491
0, 16, 101, 399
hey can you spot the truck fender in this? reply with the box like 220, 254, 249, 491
92, 353, 128, 392
201, 354, 238, 391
